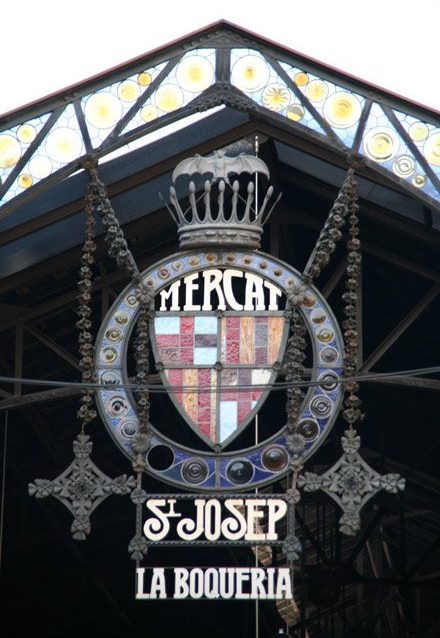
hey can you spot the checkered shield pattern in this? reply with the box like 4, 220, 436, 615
153, 313, 285, 447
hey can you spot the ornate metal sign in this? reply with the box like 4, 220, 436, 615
29, 149, 404, 609
94, 151, 344, 491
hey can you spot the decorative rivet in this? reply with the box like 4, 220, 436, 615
106, 328, 122, 342
103, 347, 117, 363
126, 295, 138, 307
107, 396, 129, 418
181, 458, 209, 484
115, 313, 128, 325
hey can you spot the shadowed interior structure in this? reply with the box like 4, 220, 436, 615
0, 21, 439, 638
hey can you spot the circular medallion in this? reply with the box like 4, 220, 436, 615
95, 249, 344, 491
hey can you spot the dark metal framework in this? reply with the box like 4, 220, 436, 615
0, 21, 439, 638
1, 22, 439, 220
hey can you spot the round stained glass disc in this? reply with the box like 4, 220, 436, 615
18, 174, 33, 188
141, 105, 159, 122
176, 55, 214, 92
138, 71, 152, 86
226, 459, 254, 485
0, 135, 21, 169
17, 124, 37, 144
306, 80, 329, 102
29, 155, 52, 179
409, 121, 428, 142
294, 71, 309, 87
231, 55, 270, 92
117, 80, 140, 102
412, 174, 426, 188
262, 84, 290, 112
85, 92, 123, 129
181, 458, 209, 484
323, 92, 362, 129
363, 127, 399, 162
45, 127, 82, 163
287, 104, 305, 121
393, 155, 415, 178
155, 84, 184, 112
424, 133, 440, 166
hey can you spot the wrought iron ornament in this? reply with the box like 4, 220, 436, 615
29, 434, 134, 539
299, 429, 405, 535
29, 150, 404, 554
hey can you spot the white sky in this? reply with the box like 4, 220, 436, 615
1, 0, 439, 118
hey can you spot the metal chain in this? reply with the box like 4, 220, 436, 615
283, 167, 359, 467
76, 193, 98, 431
303, 167, 356, 283
342, 176, 364, 429
83, 158, 152, 560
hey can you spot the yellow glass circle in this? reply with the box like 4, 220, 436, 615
393, 155, 415, 178
18, 173, 33, 188
28, 155, 52, 179
155, 84, 184, 112
0, 135, 21, 169
294, 72, 309, 87
262, 84, 290, 112
323, 92, 362, 129
84, 92, 123, 129
306, 80, 329, 102
412, 174, 426, 188
176, 55, 214, 92
423, 133, 440, 166
141, 105, 159, 122
17, 124, 37, 144
117, 80, 140, 102
287, 103, 305, 121
363, 127, 399, 162
45, 127, 82, 163
138, 71, 152, 86
231, 55, 270, 92
409, 121, 428, 142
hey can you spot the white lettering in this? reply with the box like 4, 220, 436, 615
244, 273, 265, 311
136, 567, 167, 599
245, 499, 266, 541
159, 280, 181, 311
266, 499, 288, 541
276, 568, 292, 600
202, 269, 226, 311
183, 273, 201, 311
223, 269, 244, 310
174, 568, 189, 599
264, 280, 282, 310
159, 269, 283, 312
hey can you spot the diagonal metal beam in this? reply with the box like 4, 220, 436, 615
361, 282, 440, 372
24, 323, 80, 371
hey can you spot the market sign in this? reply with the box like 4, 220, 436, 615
136, 567, 293, 600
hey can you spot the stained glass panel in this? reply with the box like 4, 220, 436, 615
230, 49, 325, 136
360, 103, 436, 200
1, 105, 84, 204
81, 62, 168, 147
122, 49, 216, 136
279, 61, 365, 147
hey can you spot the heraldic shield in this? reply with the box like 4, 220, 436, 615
152, 309, 287, 449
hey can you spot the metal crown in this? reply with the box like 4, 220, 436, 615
168, 150, 281, 249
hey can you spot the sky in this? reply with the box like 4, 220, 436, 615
1, 0, 439, 118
